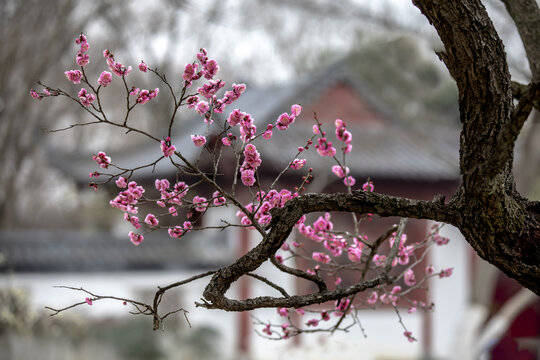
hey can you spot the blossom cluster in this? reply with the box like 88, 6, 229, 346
31, 35, 457, 345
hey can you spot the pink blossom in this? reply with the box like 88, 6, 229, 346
312, 251, 331, 264
89, 171, 100, 178
78, 88, 95, 107
139, 60, 148, 72
439, 267, 453, 278
191, 134, 206, 147
362, 180, 374, 192
315, 138, 336, 157
404, 269, 416, 286
85, 297, 93, 305
306, 319, 319, 327
404, 331, 417, 343
312, 125, 320, 134
129, 87, 140, 96
276, 112, 295, 130
169, 206, 178, 217
182, 63, 199, 85
296, 308, 305, 316
262, 323, 272, 336
366, 291, 378, 305
115, 177, 127, 188
277, 308, 288, 317
291, 104, 302, 117
240, 169, 256, 186
129, 231, 144, 246
221, 137, 232, 146
408, 307, 417, 314
168, 226, 184, 239
290, 158, 306, 170
347, 246, 363, 262
65, 70, 83, 84
343, 176, 356, 186
30, 89, 42, 100
196, 101, 210, 114
433, 234, 450, 246
76, 51, 89, 66
155, 179, 170, 192
426, 265, 435, 275
136, 88, 159, 104
98, 71, 112, 87
227, 109, 244, 127
125, 214, 141, 229
92, 151, 111, 169
160, 137, 176, 157
335, 277, 342, 285
213, 191, 226, 206
203, 59, 219, 79
331, 165, 349, 178
144, 213, 159, 227
193, 196, 208, 212
75, 34, 89, 52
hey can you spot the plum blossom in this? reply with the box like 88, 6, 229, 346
404, 331, 417, 343
343, 176, 356, 186
439, 267, 453, 278
75, 34, 89, 52
312, 252, 331, 264
65, 70, 83, 84
433, 234, 450, 246
125, 213, 141, 229
92, 151, 111, 169
129, 231, 144, 246
221, 137, 232, 146
290, 158, 306, 170
155, 179, 170, 192
182, 63, 200, 87
115, 176, 127, 188
139, 60, 148, 72
191, 134, 206, 147
144, 213, 159, 227
404, 269, 416, 286
347, 246, 363, 262
426, 264, 435, 275
98, 71, 112, 87
291, 104, 302, 117
241, 169, 255, 186
276, 113, 295, 130
262, 323, 272, 336
196, 100, 210, 114
362, 180, 374, 192
331, 165, 349, 178
213, 191, 226, 206
103, 49, 132, 77
76, 51, 89, 66
160, 137, 176, 157
366, 291, 378, 305
85, 297, 93, 305
306, 319, 319, 327
136, 88, 159, 104
30, 89, 42, 100
277, 308, 288, 317
315, 138, 336, 157
78, 88, 95, 107
168, 226, 184, 239
193, 196, 208, 212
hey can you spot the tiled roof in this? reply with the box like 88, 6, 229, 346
0, 230, 232, 273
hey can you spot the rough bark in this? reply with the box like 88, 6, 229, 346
201, 0, 540, 311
